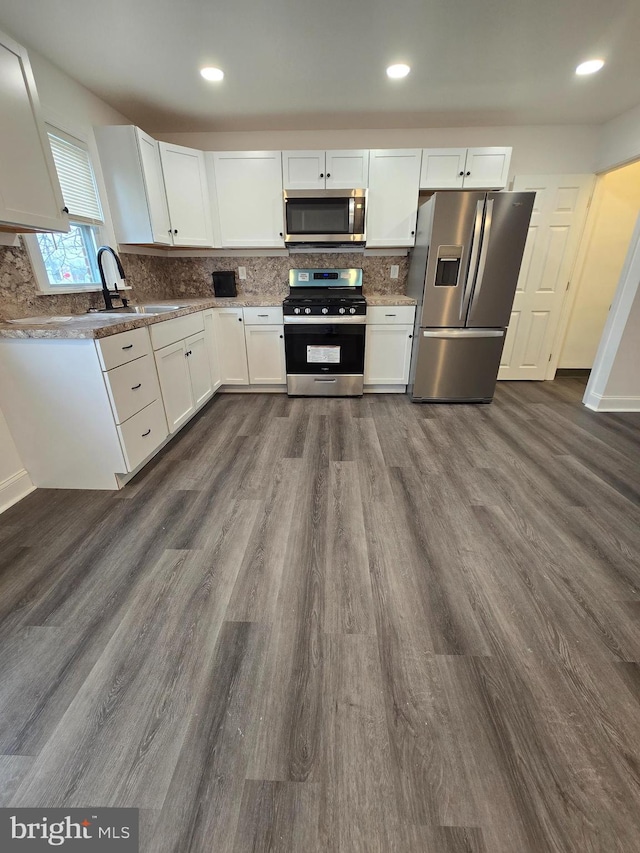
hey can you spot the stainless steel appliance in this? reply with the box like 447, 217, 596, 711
407, 191, 535, 402
283, 268, 366, 396
283, 190, 366, 246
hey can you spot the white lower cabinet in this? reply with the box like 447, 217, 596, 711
365, 325, 414, 385
154, 339, 196, 432
212, 308, 249, 385
244, 324, 286, 384
203, 309, 222, 392
365, 305, 416, 387
154, 329, 213, 433
117, 399, 168, 472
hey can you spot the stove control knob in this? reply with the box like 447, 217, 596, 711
293, 307, 301, 314
304, 307, 312, 314
349, 307, 356, 314
322, 307, 329, 314
338, 307, 346, 314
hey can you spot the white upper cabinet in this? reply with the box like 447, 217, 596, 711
420, 147, 512, 190
283, 150, 369, 189
462, 147, 512, 189
159, 142, 213, 247
366, 150, 422, 248
96, 126, 171, 245
282, 150, 325, 190
211, 151, 285, 248
96, 127, 213, 246
420, 148, 467, 190
0, 29, 68, 233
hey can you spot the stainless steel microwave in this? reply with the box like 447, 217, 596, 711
283, 189, 366, 246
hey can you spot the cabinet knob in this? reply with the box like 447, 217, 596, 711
326, 173, 331, 178
409, 334, 413, 339
279, 334, 283, 339
319, 173, 324, 178
411, 230, 415, 235
62, 206, 69, 214
466, 171, 471, 176
459, 172, 464, 177
238, 317, 242, 322
279, 232, 283, 237
173, 229, 178, 234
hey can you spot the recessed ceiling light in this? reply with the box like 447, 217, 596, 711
386, 63, 410, 79
200, 67, 224, 82
575, 59, 604, 76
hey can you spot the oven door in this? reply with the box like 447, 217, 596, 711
284, 320, 365, 396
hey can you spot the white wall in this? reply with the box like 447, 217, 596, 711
156, 124, 599, 178
597, 104, 640, 173
584, 213, 640, 411
559, 160, 640, 368
0, 48, 133, 510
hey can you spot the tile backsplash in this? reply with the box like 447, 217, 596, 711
0, 241, 409, 320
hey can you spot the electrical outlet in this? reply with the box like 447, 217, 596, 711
238, 266, 247, 280
390, 264, 399, 279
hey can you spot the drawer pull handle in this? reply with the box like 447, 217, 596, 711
385, 314, 397, 317
141, 429, 151, 437
122, 344, 134, 350
257, 314, 269, 317
315, 378, 337, 383
131, 383, 142, 390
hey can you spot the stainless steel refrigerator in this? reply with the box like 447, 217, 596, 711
407, 190, 535, 402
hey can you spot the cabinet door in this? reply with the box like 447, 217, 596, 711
463, 147, 512, 189
244, 325, 286, 384
159, 142, 213, 247
154, 339, 195, 432
0, 31, 68, 232
420, 148, 467, 190
213, 152, 285, 248
212, 308, 249, 385
282, 151, 326, 190
185, 331, 213, 407
136, 129, 172, 244
366, 150, 421, 248
364, 325, 413, 384
325, 150, 369, 189
203, 309, 222, 392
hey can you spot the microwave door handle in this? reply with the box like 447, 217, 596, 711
461, 200, 485, 321
348, 197, 355, 232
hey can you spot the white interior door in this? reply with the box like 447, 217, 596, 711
499, 174, 594, 380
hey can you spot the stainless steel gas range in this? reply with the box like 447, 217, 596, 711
283, 268, 366, 396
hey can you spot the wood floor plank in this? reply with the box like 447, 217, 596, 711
232, 781, 321, 853
0, 755, 33, 806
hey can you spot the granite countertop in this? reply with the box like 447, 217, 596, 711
366, 295, 416, 306
0, 294, 416, 340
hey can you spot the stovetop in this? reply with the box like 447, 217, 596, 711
284, 268, 367, 317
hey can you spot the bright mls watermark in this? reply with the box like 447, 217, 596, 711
0, 809, 138, 851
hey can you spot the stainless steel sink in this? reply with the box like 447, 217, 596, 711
96, 304, 186, 317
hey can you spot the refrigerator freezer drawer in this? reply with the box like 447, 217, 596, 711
411, 329, 505, 402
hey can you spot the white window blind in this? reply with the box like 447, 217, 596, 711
47, 132, 103, 224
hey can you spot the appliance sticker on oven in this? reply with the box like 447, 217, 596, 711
307, 345, 341, 364
298, 272, 309, 281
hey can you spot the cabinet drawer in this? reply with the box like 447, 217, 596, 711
150, 311, 204, 350
117, 399, 168, 472
96, 327, 152, 370
104, 354, 161, 424
367, 305, 416, 325
243, 306, 284, 325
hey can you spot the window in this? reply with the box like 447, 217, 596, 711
26, 128, 106, 293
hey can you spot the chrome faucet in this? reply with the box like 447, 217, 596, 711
97, 246, 128, 311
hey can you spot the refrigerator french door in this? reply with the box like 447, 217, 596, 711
407, 190, 535, 402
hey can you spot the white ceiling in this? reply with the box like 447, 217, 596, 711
1, 0, 640, 132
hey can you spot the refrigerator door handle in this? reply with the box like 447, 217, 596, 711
468, 198, 494, 311
422, 329, 504, 338
461, 200, 485, 320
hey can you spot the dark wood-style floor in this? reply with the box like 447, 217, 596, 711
1, 379, 640, 852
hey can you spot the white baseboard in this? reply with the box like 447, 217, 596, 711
583, 391, 640, 412
0, 468, 35, 514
